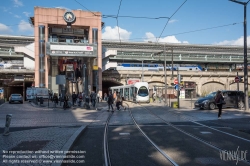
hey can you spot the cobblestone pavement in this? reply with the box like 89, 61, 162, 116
0, 101, 108, 166
148, 98, 250, 121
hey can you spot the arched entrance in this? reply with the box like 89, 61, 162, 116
201, 81, 224, 96
229, 82, 244, 91
102, 80, 123, 97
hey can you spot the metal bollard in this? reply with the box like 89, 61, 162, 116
3, 114, 12, 136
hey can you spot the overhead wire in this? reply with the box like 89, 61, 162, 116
74, 0, 98, 16
116, 0, 123, 61
114, 21, 243, 42
157, 0, 187, 43
0, 21, 243, 43
116, 0, 123, 44
103, 15, 169, 19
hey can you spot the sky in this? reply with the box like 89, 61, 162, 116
1, 0, 250, 45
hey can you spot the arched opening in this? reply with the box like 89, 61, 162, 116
201, 81, 224, 96
102, 80, 123, 97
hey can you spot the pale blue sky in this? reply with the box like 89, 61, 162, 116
0, 0, 250, 45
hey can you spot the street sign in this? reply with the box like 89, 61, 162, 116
174, 78, 178, 84
235, 76, 239, 82
174, 84, 179, 91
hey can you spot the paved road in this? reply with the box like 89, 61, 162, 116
0, 101, 250, 165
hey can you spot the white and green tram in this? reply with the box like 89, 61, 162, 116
109, 82, 149, 103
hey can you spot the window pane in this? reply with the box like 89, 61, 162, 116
138, 86, 148, 97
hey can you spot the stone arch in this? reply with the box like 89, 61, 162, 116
229, 82, 246, 91
201, 81, 224, 96
102, 80, 123, 97
148, 81, 165, 88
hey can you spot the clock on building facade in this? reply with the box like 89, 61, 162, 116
63, 11, 76, 23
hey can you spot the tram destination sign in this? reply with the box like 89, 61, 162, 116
46, 43, 97, 57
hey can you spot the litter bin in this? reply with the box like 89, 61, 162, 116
171, 101, 178, 108
40, 97, 44, 104
85, 97, 89, 104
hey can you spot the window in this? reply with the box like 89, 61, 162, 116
227, 91, 236, 97
125, 88, 129, 100
138, 86, 148, 97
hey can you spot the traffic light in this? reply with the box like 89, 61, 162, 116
178, 74, 183, 84
239, 76, 243, 82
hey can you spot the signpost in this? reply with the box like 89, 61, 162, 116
236, 72, 239, 108
174, 78, 178, 85
235, 76, 240, 83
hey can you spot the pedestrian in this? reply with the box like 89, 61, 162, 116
107, 91, 114, 112
133, 92, 137, 104
152, 93, 156, 102
214, 90, 225, 119
97, 93, 100, 103
104, 93, 107, 101
82, 92, 85, 103
90, 91, 97, 107
53, 93, 58, 107
78, 92, 83, 106
72, 92, 77, 106
113, 91, 117, 104
63, 94, 69, 109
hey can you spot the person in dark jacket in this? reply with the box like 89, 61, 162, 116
107, 91, 114, 112
72, 92, 77, 106
63, 94, 69, 108
214, 90, 224, 119
90, 91, 97, 107
53, 93, 58, 107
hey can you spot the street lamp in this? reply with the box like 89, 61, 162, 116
151, 43, 168, 106
164, 43, 167, 106
137, 59, 144, 82
230, 0, 249, 111
82, 64, 86, 95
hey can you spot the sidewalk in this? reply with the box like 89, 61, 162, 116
0, 101, 108, 166
30, 99, 107, 111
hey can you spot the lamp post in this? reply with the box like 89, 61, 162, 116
142, 60, 144, 82
82, 64, 86, 95
137, 59, 144, 82
230, 0, 249, 111
164, 43, 167, 106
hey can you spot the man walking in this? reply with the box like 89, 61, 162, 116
107, 91, 114, 112
90, 91, 97, 107
72, 92, 77, 106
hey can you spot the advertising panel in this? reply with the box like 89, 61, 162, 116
127, 79, 140, 85
46, 43, 97, 57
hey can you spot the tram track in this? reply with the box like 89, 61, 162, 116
148, 104, 250, 143
103, 102, 178, 166
138, 104, 250, 165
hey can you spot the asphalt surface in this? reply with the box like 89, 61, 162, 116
1, 100, 250, 165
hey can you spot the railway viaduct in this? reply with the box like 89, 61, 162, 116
0, 36, 249, 98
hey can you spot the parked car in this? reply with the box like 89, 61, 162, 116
9, 94, 23, 104
194, 90, 244, 110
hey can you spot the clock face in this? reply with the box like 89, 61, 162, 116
63, 11, 75, 23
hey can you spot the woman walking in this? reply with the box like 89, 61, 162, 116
214, 90, 224, 119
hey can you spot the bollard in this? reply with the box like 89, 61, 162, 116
3, 114, 12, 136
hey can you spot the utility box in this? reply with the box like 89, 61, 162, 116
171, 101, 178, 108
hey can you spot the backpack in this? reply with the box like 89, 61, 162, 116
108, 94, 113, 103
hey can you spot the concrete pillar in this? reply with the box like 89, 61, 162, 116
38, 25, 45, 88
51, 58, 59, 94
196, 82, 203, 96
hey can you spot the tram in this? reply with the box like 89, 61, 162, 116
109, 82, 149, 103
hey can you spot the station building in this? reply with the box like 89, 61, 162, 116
30, 7, 103, 96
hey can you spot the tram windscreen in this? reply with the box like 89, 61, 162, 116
138, 86, 148, 97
